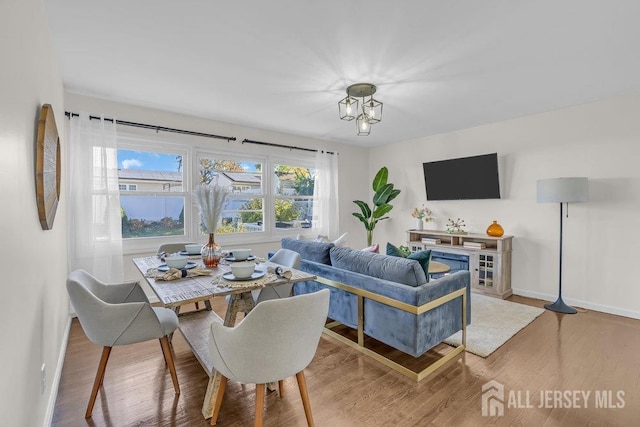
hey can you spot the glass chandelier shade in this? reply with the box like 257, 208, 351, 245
356, 113, 371, 136
338, 83, 382, 135
338, 95, 359, 121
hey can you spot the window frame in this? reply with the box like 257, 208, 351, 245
118, 135, 318, 254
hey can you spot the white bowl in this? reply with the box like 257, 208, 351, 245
185, 244, 202, 255
165, 255, 188, 269
230, 261, 255, 279
231, 248, 252, 260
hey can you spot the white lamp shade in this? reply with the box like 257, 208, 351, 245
537, 177, 588, 203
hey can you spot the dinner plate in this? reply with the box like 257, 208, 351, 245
179, 250, 201, 256
222, 271, 265, 281
158, 262, 197, 272
225, 255, 256, 262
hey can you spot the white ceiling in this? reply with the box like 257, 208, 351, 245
45, 0, 640, 147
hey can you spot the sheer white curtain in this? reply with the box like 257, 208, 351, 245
313, 151, 339, 238
67, 113, 123, 282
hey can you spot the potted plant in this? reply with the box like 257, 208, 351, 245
353, 167, 401, 246
411, 204, 434, 230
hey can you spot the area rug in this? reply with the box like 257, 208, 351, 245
444, 293, 544, 357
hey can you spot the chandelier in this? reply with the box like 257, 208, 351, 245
338, 83, 383, 136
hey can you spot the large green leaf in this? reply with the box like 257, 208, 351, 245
372, 167, 388, 192
373, 203, 393, 218
386, 188, 401, 203
373, 183, 394, 206
352, 212, 369, 226
353, 200, 371, 218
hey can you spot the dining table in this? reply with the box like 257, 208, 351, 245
132, 255, 317, 420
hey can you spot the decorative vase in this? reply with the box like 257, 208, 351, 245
201, 233, 222, 268
486, 220, 504, 237
415, 218, 423, 231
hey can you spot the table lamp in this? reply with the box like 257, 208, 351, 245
536, 177, 588, 314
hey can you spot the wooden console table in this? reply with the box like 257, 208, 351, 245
132, 257, 316, 419
407, 230, 513, 299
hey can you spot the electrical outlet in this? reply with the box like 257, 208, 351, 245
41, 363, 46, 394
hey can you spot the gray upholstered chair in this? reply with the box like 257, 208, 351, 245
67, 269, 180, 418
157, 242, 197, 255
209, 289, 330, 426
252, 248, 301, 304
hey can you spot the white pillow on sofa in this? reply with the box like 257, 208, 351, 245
296, 232, 349, 247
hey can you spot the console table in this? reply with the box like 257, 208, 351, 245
407, 230, 513, 299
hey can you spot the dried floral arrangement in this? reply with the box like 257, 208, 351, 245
193, 178, 229, 233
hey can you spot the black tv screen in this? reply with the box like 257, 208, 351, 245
423, 153, 501, 200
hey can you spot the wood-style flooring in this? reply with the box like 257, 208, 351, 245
52, 295, 640, 426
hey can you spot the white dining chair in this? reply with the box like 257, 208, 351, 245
209, 289, 329, 426
67, 269, 180, 418
252, 248, 301, 304
157, 242, 198, 255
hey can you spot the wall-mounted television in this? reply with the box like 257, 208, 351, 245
423, 153, 501, 200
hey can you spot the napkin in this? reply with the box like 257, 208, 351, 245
146, 267, 212, 281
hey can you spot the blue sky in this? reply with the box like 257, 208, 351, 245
118, 149, 181, 172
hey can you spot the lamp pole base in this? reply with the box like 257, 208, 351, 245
544, 297, 577, 314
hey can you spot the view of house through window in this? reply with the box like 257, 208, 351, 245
116, 145, 318, 241
198, 155, 264, 234
117, 149, 185, 239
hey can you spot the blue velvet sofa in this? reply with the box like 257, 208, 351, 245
281, 238, 471, 364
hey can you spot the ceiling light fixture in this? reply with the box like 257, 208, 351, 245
338, 83, 383, 136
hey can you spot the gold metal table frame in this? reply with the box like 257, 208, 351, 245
314, 276, 467, 381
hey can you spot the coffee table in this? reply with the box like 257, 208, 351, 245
132, 256, 316, 419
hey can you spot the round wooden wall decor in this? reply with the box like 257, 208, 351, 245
36, 104, 61, 230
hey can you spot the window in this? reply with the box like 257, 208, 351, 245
117, 148, 186, 239
273, 162, 315, 230
197, 153, 264, 234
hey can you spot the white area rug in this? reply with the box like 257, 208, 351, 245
444, 293, 544, 357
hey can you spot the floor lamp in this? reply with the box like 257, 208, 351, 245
536, 177, 588, 314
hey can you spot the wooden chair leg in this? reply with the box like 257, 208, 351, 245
160, 336, 180, 395
296, 371, 314, 427
159, 339, 168, 366
255, 383, 265, 427
210, 375, 228, 425
86, 346, 112, 418
278, 380, 285, 397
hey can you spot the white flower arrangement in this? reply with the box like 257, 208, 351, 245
193, 178, 229, 233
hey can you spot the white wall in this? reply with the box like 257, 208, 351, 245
65, 93, 370, 285
0, 0, 68, 425
370, 94, 640, 318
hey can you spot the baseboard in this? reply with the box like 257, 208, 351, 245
512, 288, 640, 320
44, 315, 72, 427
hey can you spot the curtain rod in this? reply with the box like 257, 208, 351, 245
241, 138, 336, 155
64, 111, 236, 142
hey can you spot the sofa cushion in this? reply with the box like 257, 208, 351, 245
281, 238, 334, 265
330, 246, 427, 287
386, 243, 431, 278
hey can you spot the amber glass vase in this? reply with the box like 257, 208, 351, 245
201, 233, 222, 268
486, 220, 504, 237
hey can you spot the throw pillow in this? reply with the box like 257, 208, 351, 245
332, 232, 350, 247
361, 243, 379, 253
386, 242, 431, 277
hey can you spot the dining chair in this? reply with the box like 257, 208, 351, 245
66, 269, 180, 418
209, 289, 330, 426
252, 248, 301, 304
157, 242, 197, 255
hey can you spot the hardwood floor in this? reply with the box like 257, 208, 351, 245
52, 295, 640, 426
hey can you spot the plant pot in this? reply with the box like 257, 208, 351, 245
415, 218, 423, 230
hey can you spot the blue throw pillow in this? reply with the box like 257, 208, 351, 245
386, 243, 431, 278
